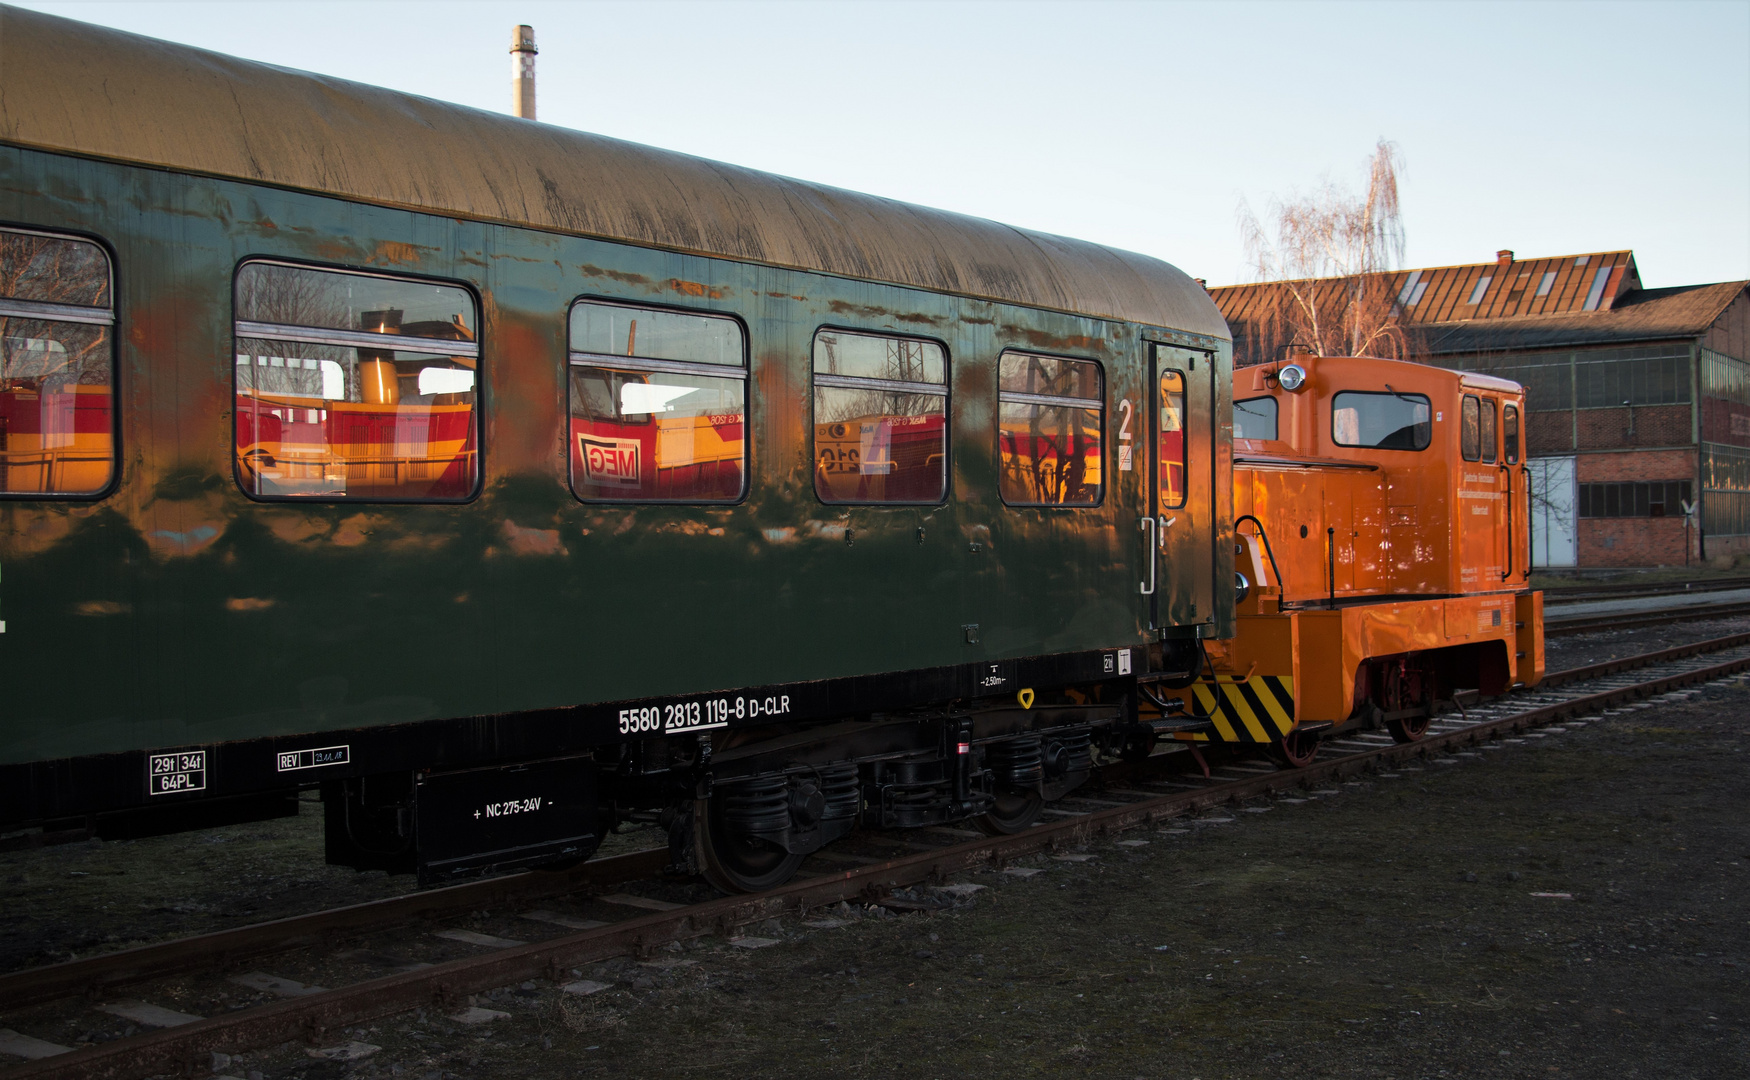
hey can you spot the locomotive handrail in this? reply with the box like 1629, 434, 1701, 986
1139, 515, 1156, 595
1326, 526, 1337, 608
1522, 464, 1533, 579
1233, 514, 1284, 591
1501, 463, 1514, 582
1233, 453, 1378, 472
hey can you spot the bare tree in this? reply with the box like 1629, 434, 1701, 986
1235, 140, 1418, 364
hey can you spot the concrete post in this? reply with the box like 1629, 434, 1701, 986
510, 25, 537, 120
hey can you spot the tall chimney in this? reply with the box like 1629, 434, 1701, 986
510, 25, 537, 120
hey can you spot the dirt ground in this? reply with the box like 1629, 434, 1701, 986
3, 615, 1748, 1079
211, 662, 1750, 1079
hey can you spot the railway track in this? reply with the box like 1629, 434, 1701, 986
6, 631, 1750, 1079
1537, 574, 1750, 602
1545, 599, 1750, 636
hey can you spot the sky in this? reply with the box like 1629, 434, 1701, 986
14, 0, 1750, 288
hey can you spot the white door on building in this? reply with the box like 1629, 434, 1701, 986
1528, 456, 1577, 567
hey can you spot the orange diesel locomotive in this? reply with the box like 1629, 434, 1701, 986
1159, 350, 1543, 765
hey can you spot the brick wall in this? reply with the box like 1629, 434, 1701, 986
1699, 397, 1750, 445
1574, 404, 1691, 451
1576, 447, 1695, 483
1526, 412, 1572, 453
1579, 517, 1698, 566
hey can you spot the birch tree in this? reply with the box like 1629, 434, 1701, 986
1236, 141, 1418, 364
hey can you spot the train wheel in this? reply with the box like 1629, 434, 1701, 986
694, 796, 804, 894
1386, 713, 1432, 743
974, 790, 1045, 835
1269, 729, 1321, 769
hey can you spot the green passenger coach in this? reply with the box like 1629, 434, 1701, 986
0, 6, 1233, 890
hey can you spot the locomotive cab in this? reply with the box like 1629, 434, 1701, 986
1163, 351, 1543, 762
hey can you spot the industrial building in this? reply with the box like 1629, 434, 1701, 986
1213, 251, 1750, 569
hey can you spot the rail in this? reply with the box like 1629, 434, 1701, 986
7, 631, 1750, 1078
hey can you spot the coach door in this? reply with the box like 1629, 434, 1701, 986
1147, 343, 1216, 630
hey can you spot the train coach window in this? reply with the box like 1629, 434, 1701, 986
1479, 398, 1498, 463
997, 351, 1102, 506
1333, 390, 1432, 452
1460, 395, 1481, 461
813, 329, 947, 504
568, 301, 746, 502
1234, 396, 1278, 441
0, 228, 115, 497
234, 262, 479, 501
1159, 370, 1187, 508
1503, 404, 1520, 464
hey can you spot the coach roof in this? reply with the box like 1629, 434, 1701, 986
0, 6, 1227, 340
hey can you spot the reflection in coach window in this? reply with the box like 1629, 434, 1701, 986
812, 329, 948, 504
568, 301, 747, 503
997, 351, 1103, 506
0, 228, 115, 497
233, 261, 480, 501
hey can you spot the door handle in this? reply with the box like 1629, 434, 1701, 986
1139, 516, 1157, 595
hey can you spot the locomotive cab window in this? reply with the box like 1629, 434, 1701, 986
1479, 398, 1498, 463
1159, 370, 1187, 508
234, 262, 479, 500
1460, 395, 1481, 461
568, 301, 747, 502
0, 227, 115, 496
997, 351, 1102, 506
1234, 395, 1278, 441
1333, 390, 1431, 451
813, 329, 947, 504
1503, 404, 1520, 464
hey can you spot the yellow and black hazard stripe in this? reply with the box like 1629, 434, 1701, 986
1178, 675, 1296, 743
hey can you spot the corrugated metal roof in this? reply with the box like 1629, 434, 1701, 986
1213, 247, 1746, 363
1214, 250, 1639, 327
1419, 280, 1749, 354
0, 6, 1227, 340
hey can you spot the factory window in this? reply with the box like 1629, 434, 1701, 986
1503, 404, 1520, 464
813, 329, 947, 504
1479, 398, 1497, 463
1578, 481, 1692, 519
1159, 370, 1187, 508
1333, 390, 1432, 452
569, 300, 747, 502
1536, 272, 1556, 297
1234, 396, 1278, 441
1460, 395, 1481, 461
997, 351, 1103, 506
234, 262, 479, 501
0, 227, 115, 497
1466, 276, 1491, 305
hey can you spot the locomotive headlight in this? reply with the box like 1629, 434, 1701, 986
1277, 364, 1307, 391
1235, 571, 1251, 604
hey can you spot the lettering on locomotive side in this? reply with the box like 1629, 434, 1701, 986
579, 434, 641, 486
147, 750, 207, 795
276, 745, 351, 772
475, 796, 544, 820
617, 694, 793, 735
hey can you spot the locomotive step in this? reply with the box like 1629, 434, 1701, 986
1147, 717, 1218, 735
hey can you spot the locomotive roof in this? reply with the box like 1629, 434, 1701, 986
0, 6, 1228, 341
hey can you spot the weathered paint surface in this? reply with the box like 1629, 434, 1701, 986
0, 6, 1227, 343
0, 146, 1233, 766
